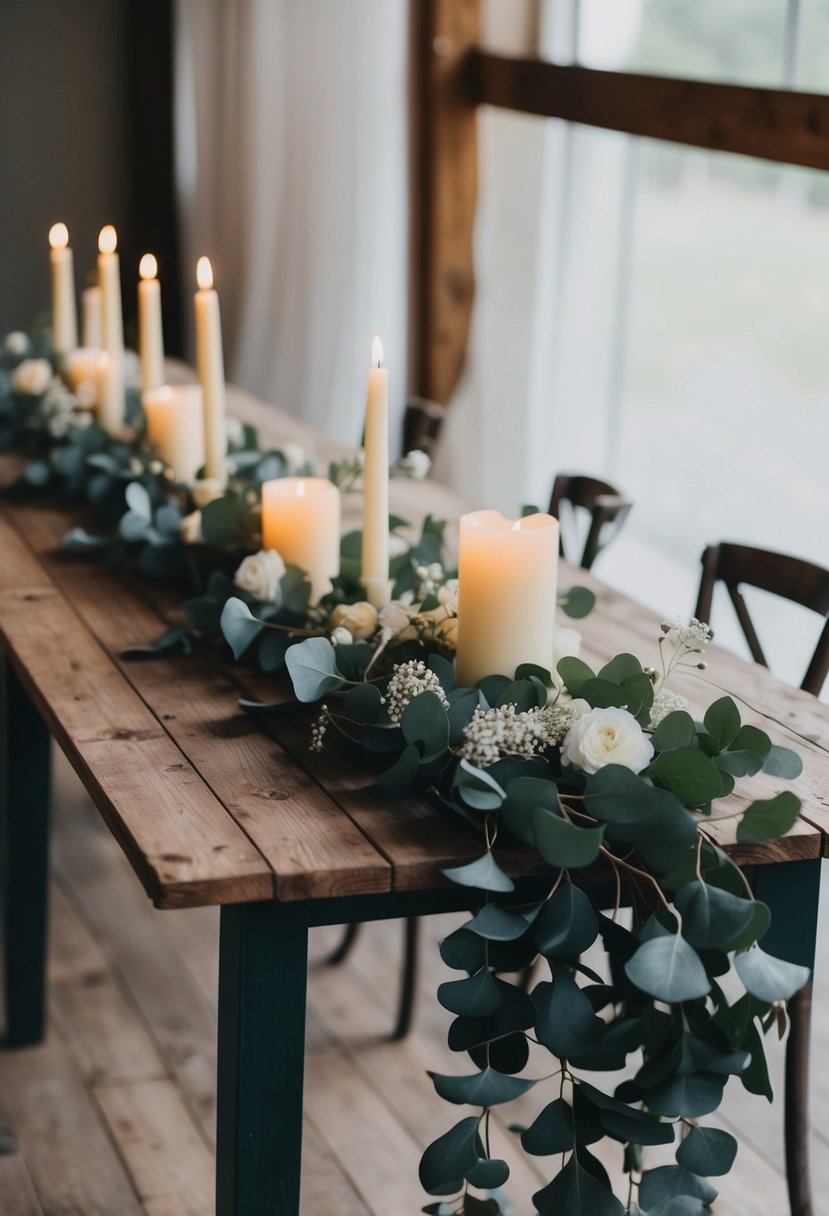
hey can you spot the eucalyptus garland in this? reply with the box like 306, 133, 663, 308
2, 328, 811, 1214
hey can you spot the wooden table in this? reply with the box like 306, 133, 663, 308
1, 389, 828, 1216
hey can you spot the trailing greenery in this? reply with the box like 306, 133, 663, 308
271, 618, 808, 1215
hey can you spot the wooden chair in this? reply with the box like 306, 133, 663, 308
402, 396, 446, 457
549, 473, 633, 570
695, 541, 829, 1216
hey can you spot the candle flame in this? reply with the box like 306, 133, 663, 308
196, 256, 213, 290
139, 253, 158, 280
371, 335, 384, 368
98, 225, 117, 254
296, 479, 307, 497
49, 222, 69, 250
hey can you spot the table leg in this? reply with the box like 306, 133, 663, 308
754, 857, 821, 1216
216, 900, 309, 1216
1, 656, 51, 1047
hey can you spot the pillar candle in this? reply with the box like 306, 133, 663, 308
48, 223, 78, 358
194, 257, 227, 484
138, 254, 165, 393
142, 385, 206, 485
455, 510, 560, 688
97, 225, 124, 355
66, 348, 102, 398
81, 284, 103, 348
96, 351, 125, 437
361, 336, 392, 608
261, 477, 341, 603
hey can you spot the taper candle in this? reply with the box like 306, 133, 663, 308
455, 510, 560, 688
361, 335, 392, 608
138, 253, 165, 393
96, 351, 124, 436
49, 222, 78, 358
97, 225, 124, 355
81, 284, 103, 348
261, 477, 341, 603
194, 257, 227, 484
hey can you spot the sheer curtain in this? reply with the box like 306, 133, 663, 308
174, 0, 409, 446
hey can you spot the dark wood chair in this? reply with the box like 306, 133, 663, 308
695, 541, 829, 1216
402, 396, 446, 457
549, 473, 633, 570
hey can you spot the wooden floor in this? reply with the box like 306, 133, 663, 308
2, 752, 829, 1215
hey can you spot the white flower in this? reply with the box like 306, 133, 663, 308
649, 688, 691, 730
42, 378, 82, 438
12, 358, 52, 395
234, 549, 286, 602
460, 704, 551, 767
180, 510, 204, 545
226, 416, 246, 447
561, 706, 654, 775
331, 626, 353, 646
542, 697, 591, 745
398, 449, 431, 479
437, 578, 459, 614
661, 617, 713, 646
385, 660, 449, 723
4, 331, 29, 357
379, 601, 413, 636
330, 601, 378, 641
280, 441, 311, 473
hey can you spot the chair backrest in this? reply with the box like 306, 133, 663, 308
548, 473, 633, 571
694, 541, 829, 696
402, 396, 447, 457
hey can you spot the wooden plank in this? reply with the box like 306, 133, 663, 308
413, 0, 480, 405
0, 512, 274, 909
0, 1156, 45, 1216
8, 499, 393, 903
471, 53, 829, 171
94, 1079, 214, 1216
0, 1035, 145, 1216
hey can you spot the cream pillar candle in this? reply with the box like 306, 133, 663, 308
142, 385, 206, 485
261, 477, 341, 603
97, 225, 124, 355
96, 351, 124, 436
455, 510, 560, 688
81, 284, 103, 348
66, 348, 102, 398
361, 336, 392, 608
194, 257, 227, 484
48, 223, 78, 358
138, 254, 165, 393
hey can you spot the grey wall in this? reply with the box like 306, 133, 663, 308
0, 0, 132, 336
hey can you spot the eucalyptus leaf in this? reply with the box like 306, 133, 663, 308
736, 791, 801, 844
535, 884, 599, 958
533, 975, 604, 1058
674, 881, 755, 950
734, 946, 810, 1003
437, 969, 501, 1018
429, 1066, 536, 1107
676, 1125, 738, 1176
531, 807, 604, 869
762, 744, 803, 779
638, 1165, 718, 1210
343, 682, 384, 722
650, 746, 724, 806
556, 656, 595, 697
452, 759, 506, 812
702, 697, 741, 752
442, 851, 515, 894
374, 743, 421, 792
558, 585, 597, 620
466, 902, 540, 941
419, 1117, 482, 1195
532, 1156, 624, 1216
652, 710, 698, 753
124, 480, 151, 519
520, 1098, 574, 1156
464, 1158, 510, 1190
284, 635, 344, 702
625, 935, 710, 1003
220, 597, 265, 660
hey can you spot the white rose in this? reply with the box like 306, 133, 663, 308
4, 331, 29, 357
331, 626, 353, 646
180, 510, 204, 545
12, 358, 52, 396
280, 441, 310, 473
398, 448, 432, 479
437, 578, 459, 614
561, 706, 654, 775
234, 549, 286, 602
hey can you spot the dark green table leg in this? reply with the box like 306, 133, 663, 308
755, 857, 821, 1216
216, 899, 309, 1216
1, 655, 51, 1047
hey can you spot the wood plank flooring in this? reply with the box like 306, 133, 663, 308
1, 749, 828, 1215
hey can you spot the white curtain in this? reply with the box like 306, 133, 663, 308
434, 0, 642, 516
174, 0, 409, 447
